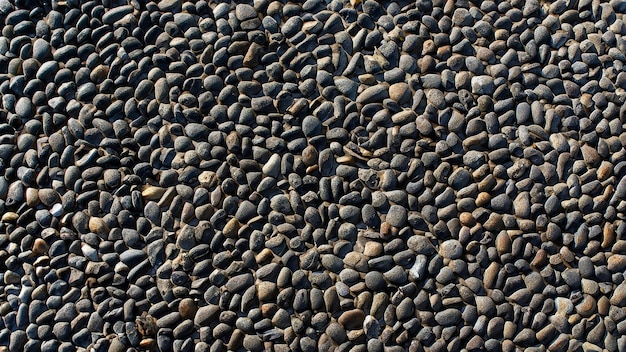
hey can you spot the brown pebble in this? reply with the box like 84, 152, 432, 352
139, 339, 155, 349
597, 161, 613, 181
302, 145, 318, 167
597, 296, 610, 315
575, 294, 596, 318
198, 171, 218, 188
483, 262, 500, 289
136, 312, 158, 337
256, 248, 274, 264
338, 309, 365, 330
257, 281, 278, 301
602, 223, 616, 248
495, 231, 511, 256
89, 217, 109, 235
261, 303, 277, 317
459, 212, 475, 226
363, 242, 383, 257
607, 254, 626, 272
483, 213, 504, 232
142, 186, 166, 200
26, 188, 39, 207
223, 217, 241, 238
32, 238, 49, 255
476, 192, 491, 207
1, 212, 18, 222
91, 64, 109, 81
179, 298, 198, 319
380, 221, 393, 236
531, 249, 548, 268
389, 82, 410, 103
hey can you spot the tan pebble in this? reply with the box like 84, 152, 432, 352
482, 213, 504, 232
338, 309, 365, 330
581, 278, 599, 296
136, 312, 157, 337
223, 217, 241, 238
389, 82, 410, 103
301, 145, 318, 167
548, 334, 569, 351
261, 304, 278, 318
483, 262, 500, 289
347, 329, 364, 341
178, 298, 198, 319
503, 321, 516, 339
157, 187, 177, 207
559, 246, 575, 264
380, 222, 395, 236
370, 292, 389, 319
354, 292, 372, 311
198, 171, 218, 188
139, 339, 155, 348
531, 248, 548, 268
580, 93, 593, 109
607, 254, 626, 272
391, 110, 416, 125
32, 238, 49, 256
581, 342, 603, 352
459, 212, 475, 226
257, 281, 278, 301
195, 204, 214, 220
343, 252, 368, 272
602, 223, 616, 248
91, 65, 109, 82
26, 188, 39, 207
255, 248, 274, 264
575, 294, 597, 318
89, 217, 109, 235
536, 324, 556, 344
336, 155, 354, 164
363, 242, 383, 257
476, 192, 491, 207
1, 212, 19, 222
597, 161, 613, 181
358, 73, 377, 85
549, 254, 562, 266
142, 186, 166, 200
181, 202, 195, 224
495, 231, 511, 256
243, 42, 262, 67
38, 188, 59, 206
597, 296, 610, 315
567, 313, 581, 326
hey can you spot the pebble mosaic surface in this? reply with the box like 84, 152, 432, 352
1, 0, 626, 351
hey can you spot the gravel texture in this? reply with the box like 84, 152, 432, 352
1, 0, 626, 351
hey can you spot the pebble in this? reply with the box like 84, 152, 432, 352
434, 308, 462, 326
0, 1, 620, 351
338, 309, 365, 330
102, 5, 134, 24
385, 205, 407, 227
471, 76, 495, 95
439, 239, 463, 259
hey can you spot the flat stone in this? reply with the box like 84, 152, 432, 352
434, 308, 461, 326
439, 239, 463, 259
471, 75, 495, 95
102, 5, 133, 24
235, 4, 257, 21
338, 309, 365, 330
357, 85, 389, 104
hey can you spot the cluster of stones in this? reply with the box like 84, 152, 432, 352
0, 0, 626, 351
